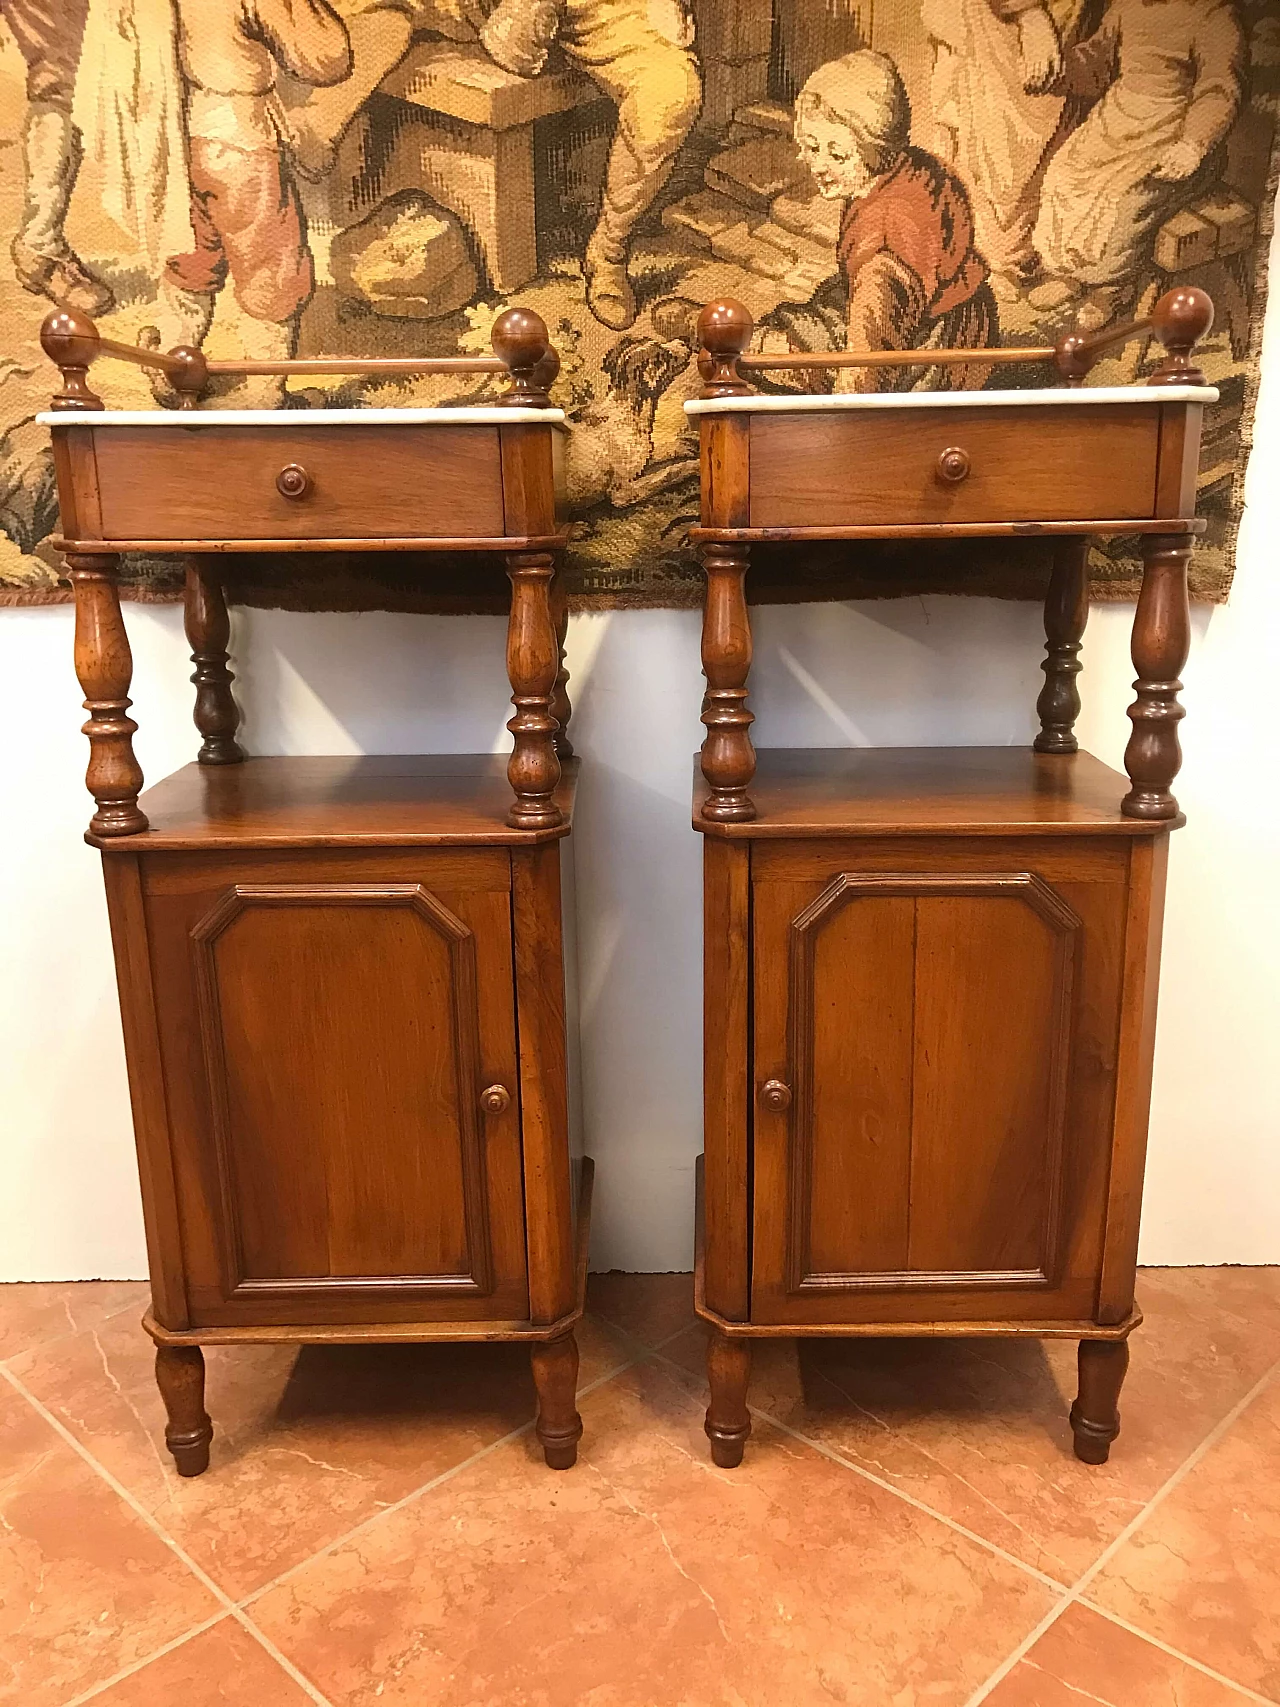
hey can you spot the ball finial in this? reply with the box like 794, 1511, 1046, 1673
491, 306, 554, 405
1149, 286, 1214, 386
696, 299, 754, 398
39, 308, 103, 410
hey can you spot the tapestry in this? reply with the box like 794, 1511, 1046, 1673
1, 0, 1276, 612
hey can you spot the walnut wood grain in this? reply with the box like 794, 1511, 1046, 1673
1071, 1339, 1130, 1463
1123, 534, 1192, 820
66, 552, 148, 837
154, 1345, 212, 1476
183, 558, 245, 766
699, 540, 756, 821
505, 551, 564, 829
531, 1332, 583, 1469
1035, 537, 1090, 754
693, 747, 1176, 839
705, 1331, 752, 1467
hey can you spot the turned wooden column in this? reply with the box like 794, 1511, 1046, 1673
531, 1332, 583, 1469
705, 1331, 752, 1467
700, 540, 755, 822
1034, 536, 1089, 754
65, 552, 148, 837
154, 1345, 213, 1477
550, 565, 574, 760
1070, 1339, 1129, 1464
505, 550, 563, 830
183, 558, 245, 766
1122, 534, 1192, 820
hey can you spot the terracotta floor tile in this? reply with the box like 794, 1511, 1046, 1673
1088, 1368, 1280, 1700
985, 1604, 1257, 1705
88, 1616, 320, 1705
663, 1268, 1280, 1583
585, 1271, 696, 1348
10, 1306, 634, 1602
0, 1281, 149, 1364
251, 1358, 1055, 1707
0, 1378, 221, 1707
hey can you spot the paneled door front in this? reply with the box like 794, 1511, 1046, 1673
142, 847, 529, 1326
750, 840, 1129, 1326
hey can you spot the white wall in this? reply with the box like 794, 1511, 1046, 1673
5, 309, 1279, 1282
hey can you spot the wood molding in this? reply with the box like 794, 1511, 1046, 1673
189, 882, 496, 1301
782, 871, 1080, 1297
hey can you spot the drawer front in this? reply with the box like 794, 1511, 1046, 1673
91, 424, 505, 540
748, 405, 1160, 528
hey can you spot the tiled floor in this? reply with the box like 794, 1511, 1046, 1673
2, 1271, 1278, 1706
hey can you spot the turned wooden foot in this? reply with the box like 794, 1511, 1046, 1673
66, 553, 148, 837
1070, 1339, 1129, 1464
155, 1345, 213, 1477
531, 1332, 582, 1469
705, 1331, 751, 1467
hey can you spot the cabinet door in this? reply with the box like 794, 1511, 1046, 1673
144, 848, 529, 1327
751, 842, 1127, 1326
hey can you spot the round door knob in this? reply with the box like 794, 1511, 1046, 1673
276, 463, 312, 499
480, 1084, 511, 1114
759, 1079, 792, 1113
936, 446, 971, 484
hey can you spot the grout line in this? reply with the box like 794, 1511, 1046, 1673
0, 1364, 338, 1707
648, 1342, 1074, 1592
745, 1404, 1071, 1594
961, 1354, 1280, 1707
1078, 1600, 1279, 1705
58, 1612, 229, 1707
0, 1289, 151, 1372
236, 1340, 652, 1611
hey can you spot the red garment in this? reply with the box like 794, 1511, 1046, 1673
838, 146, 989, 325
165, 138, 312, 322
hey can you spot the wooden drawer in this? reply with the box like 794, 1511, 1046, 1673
748, 404, 1161, 528
90, 423, 505, 541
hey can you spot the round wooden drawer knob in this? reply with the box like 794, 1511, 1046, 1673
759, 1079, 792, 1113
276, 463, 312, 499
936, 446, 971, 484
480, 1084, 511, 1114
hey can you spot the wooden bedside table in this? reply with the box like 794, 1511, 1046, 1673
685, 289, 1216, 1468
40, 308, 591, 1474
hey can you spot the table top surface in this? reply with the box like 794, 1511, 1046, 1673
685, 385, 1217, 417
39, 406, 568, 429
692, 746, 1176, 838
92, 754, 579, 851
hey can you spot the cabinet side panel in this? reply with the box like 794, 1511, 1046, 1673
101, 855, 189, 1327
1099, 835, 1170, 1322
704, 838, 751, 1319
514, 841, 575, 1324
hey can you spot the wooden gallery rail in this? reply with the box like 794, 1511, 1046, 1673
685, 287, 1217, 1468
39, 308, 592, 1474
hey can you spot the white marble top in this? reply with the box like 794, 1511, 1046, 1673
38, 406, 567, 428
685, 385, 1216, 416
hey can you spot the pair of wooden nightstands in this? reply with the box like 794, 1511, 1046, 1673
41, 286, 1214, 1478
